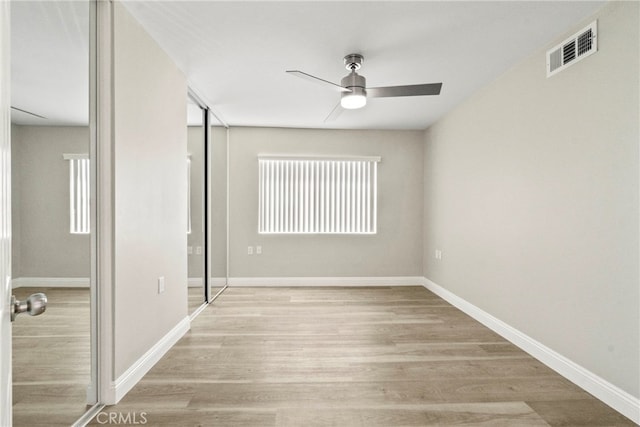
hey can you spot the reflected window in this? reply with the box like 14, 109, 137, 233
64, 153, 90, 234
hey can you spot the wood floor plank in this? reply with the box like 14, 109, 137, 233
12, 287, 91, 427
526, 399, 637, 426
189, 286, 207, 313
276, 402, 550, 427
12, 384, 89, 426
88, 286, 635, 426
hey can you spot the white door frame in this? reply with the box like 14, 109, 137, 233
95, 0, 115, 405
0, 0, 12, 424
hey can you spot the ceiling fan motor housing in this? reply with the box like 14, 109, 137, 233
340, 71, 367, 108
341, 71, 366, 92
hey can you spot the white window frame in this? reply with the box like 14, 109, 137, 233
63, 153, 90, 234
258, 155, 381, 234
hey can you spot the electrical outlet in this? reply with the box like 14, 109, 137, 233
195, 246, 202, 255
158, 276, 165, 294
256, 246, 262, 255
435, 249, 443, 260
187, 246, 193, 255
247, 246, 253, 255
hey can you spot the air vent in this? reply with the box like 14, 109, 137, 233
547, 21, 597, 77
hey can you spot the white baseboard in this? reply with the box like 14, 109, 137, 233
422, 277, 640, 424
11, 277, 90, 289
109, 316, 190, 404
228, 276, 424, 287
188, 277, 228, 288
13, 277, 227, 289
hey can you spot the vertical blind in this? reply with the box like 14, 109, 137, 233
258, 156, 380, 234
64, 154, 90, 234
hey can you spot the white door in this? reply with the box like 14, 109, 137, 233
1, 1, 13, 425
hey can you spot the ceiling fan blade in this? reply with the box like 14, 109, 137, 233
324, 101, 344, 123
11, 106, 47, 119
286, 70, 351, 93
367, 83, 442, 98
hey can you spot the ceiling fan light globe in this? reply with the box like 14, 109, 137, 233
341, 93, 367, 109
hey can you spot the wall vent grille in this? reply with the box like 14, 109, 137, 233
547, 21, 597, 77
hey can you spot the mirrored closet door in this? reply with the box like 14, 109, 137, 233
187, 96, 207, 313
209, 117, 228, 297
10, 1, 97, 424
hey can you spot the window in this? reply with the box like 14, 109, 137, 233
258, 156, 380, 234
63, 154, 90, 234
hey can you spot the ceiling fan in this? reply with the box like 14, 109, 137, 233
286, 53, 442, 121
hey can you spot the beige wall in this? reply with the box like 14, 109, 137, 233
423, 1, 639, 398
228, 127, 424, 278
112, 1, 188, 377
11, 125, 90, 278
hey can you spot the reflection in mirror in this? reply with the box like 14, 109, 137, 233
187, 98, 206, 313
11, 0, 94, 424
210, 119, 228, 295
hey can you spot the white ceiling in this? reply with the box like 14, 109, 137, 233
12, 1, 606, 129
11, 1, 89, 126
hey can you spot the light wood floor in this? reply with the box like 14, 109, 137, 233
188, 285, 207, 314
89, 286, 635, 426
12, 287, 91, 426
